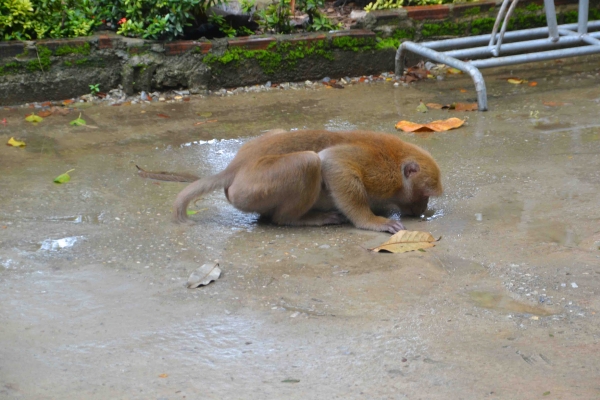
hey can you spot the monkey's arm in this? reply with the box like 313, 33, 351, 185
319, 146, 405, 234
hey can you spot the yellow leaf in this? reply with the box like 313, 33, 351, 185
25, 113, 43, 123
507, 78, 527, 84
395, 117, 465, 133
370, 230, 440, 253
7, 137, 26, 147
158, 373, 168, 378
447, 68, 462, 74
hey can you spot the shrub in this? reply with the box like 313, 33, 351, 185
0, 0, 97, 40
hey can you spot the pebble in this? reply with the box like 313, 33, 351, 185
571, 282, 578, 288
22, 71, 403, 109
319, 244, 330, 249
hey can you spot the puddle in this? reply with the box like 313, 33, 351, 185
526, 220, 578, 247
39, 236, 82, 251
469, 291, 555, 316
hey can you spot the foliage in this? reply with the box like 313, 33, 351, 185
208, 13, 236, 37
365, 0, 403, 12
1, 0, 97, 40
256, 0, 293, 34
99, 0, 225, 40
296, 0, 340, 31
89, 83, 100, 94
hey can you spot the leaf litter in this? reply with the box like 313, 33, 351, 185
187, 262, 222, 288
370, 230, 441, 253
395, 117, 465, 133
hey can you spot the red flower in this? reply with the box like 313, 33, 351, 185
118, 17, 127, 25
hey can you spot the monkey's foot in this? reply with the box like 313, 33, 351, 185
320, 211, 348, 225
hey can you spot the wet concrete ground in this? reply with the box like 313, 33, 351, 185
1, 56, 600, 399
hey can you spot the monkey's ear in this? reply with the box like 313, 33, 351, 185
403, 161, 420, 179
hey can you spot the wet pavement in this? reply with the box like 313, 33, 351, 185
1, 56, 600, 399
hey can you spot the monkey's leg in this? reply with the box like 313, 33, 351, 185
227, 151, 345, 226
319, 146, 406, 233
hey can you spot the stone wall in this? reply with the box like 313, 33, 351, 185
0, 0, 596, 105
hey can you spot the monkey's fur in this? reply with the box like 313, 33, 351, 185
173, 129, 442, 233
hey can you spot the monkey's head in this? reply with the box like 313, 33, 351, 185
399, 159, 443, 217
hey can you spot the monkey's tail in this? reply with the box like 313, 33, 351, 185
172, 171, 233, 224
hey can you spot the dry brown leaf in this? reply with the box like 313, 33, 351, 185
459, 88, 467, 93
157, 113, 170, 118
38, 110, 52, 118
50, 107, 70, 116
62, 99, 74, 105
528, 81, 538, 87
370, 230, 440, 253
453, 102, 478, 111
395, 117, 465, 133
426, 103, 444, 109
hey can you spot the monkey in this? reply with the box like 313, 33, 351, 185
173, 129, 442, 233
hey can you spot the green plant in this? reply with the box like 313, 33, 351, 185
208, 13, 236, 37
365, 0, 403, 12
257, 0, 293, 34
240, 0, 255, 14
89, 83, 100, 95
0, 0, 98, 40
98, 0, 225, 40
295, 0, 338, 31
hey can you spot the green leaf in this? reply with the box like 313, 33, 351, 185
70, 113, 86, 126
25, 113, 43, 123
53, 169, 75, 184
416, 101, 428, 113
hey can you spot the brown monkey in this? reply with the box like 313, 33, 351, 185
173, 129, 442, 233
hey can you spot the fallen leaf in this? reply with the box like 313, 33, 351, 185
121, 101, 132, 106
507, 78, 527, 84
281, 379, 300, 383
53, 169, 75, 184
69, 113, 86, 126
395, 117, 465, 133
62, 99, 74, 105
426, 103, 444, 109
370, 230, 440, 253
197, 112, 213, 118
7, 137, 26, 147
158, 374, 168, 378
194, 119, 218, 126
447, 67, 462, 74
459, 88, 467, 93
183, 97, 190, 102
25, 113, 43, 123
174, 95, 183, 100
50, 107, 70, 116
543, 101, 565, 107
416, 101, 428, 113
187, 262, 221, 288
41, 101, 52, 107
157, 113, 170, 118
453, 102, 478, 111
38, 110, 52, 118
528, 81, 538, 87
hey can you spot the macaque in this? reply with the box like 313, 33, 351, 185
173, 129, 442, 233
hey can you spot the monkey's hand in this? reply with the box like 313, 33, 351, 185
361, 216, 406, 234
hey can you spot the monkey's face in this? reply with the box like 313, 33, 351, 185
400, 196, 429, 217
